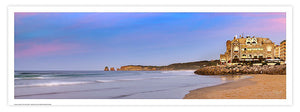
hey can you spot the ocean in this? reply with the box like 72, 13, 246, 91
14, 70, 248, 99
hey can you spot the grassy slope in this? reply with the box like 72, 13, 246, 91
125, 60, 220, 70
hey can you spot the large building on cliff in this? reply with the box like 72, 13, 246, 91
220, 35, 285, 65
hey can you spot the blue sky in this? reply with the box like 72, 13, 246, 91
15, 12, 286, 70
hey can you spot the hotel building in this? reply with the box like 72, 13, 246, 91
274, 45, 280, 59
280, 40, 286, 61
220, 35, 285, 65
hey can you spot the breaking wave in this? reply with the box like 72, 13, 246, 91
15, 81, 93, 88
15, 76, 175, 88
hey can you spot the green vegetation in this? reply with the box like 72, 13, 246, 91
124, 60, 220, 70
165, 60, 220, 70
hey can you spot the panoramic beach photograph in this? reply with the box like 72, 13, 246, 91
14, 12, 286, 99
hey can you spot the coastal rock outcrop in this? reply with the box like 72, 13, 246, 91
110, 67, 115, 71
120, 65, 152, 71
104, 66, 109, 71
194, 65, 286, 75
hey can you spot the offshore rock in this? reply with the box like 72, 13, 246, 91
104, 66, 109, 71
110, 67, 115, 71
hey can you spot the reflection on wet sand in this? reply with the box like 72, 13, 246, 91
220, 75, 251, 81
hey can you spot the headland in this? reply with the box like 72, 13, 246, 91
104, 60, 219, 71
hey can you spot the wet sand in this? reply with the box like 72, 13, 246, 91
184, 74, 286, 99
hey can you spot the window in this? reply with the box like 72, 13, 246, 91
267, 46, 272, 51
234, 46, 239, 52
234, 55, 238, 59
246, 38, 252, 45
242, 54, 247, 58
252, 38, 257, 44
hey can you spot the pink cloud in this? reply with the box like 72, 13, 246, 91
15, 12, 59, 25
15, 41, 82, 58
65, 13, 163, 29
236, 12, 285, 17
15, 12, 39, 18
188, 16, 286, 42
246, 17, 286, 32
269, 17, 286, 24
209, 12, 285, 18
66, 13, 126, 29
220, 17, 286, 33
15, 13, 38, 24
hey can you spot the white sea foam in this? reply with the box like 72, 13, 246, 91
161, 71, 178, 73
15, 71, 228, 99
118, 78, 145, 81
15, 77, 51, 80
151, 76, 172, 79
161, 70, 194, 74
95, 80, 117, 83
15, 81, 92, 88
96, 78, 145, 83
96, 77, 165, 83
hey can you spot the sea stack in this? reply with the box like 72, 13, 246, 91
110, 67, 115, 71
104, 66, 109, 71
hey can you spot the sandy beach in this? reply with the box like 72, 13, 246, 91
184, 74, 286, 99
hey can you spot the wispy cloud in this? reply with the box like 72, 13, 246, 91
65, 13, 163, 30
14, 12, 286, 70
15, 40, 82, 58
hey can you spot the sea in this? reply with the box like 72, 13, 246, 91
14, 70, 249, 99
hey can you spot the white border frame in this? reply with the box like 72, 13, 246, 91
8, 6, 293, 106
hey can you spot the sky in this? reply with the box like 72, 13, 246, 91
14, 12, 286, 70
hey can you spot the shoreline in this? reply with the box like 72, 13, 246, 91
184, 74, 286, 99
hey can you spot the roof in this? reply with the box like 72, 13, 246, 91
280, 40, 286, 44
